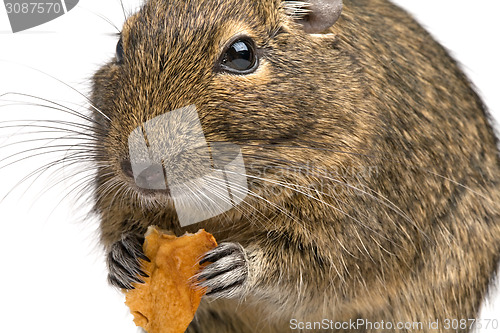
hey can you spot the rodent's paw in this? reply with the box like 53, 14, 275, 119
106, 234, 150, 290
194, 242, 249, 299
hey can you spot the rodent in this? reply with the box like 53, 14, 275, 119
89, 0, 500, 332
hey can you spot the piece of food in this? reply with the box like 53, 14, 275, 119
125, 226, 217, 333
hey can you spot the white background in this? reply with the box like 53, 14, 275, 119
0, 1, 499, 332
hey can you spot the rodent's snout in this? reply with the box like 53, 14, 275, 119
121, 159, 171, 196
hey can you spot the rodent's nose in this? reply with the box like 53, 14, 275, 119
121, 160, 170, 194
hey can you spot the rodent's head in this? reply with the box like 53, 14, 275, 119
90, 0, 369, 232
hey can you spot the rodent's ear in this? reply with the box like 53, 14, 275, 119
284, 0, 343, 33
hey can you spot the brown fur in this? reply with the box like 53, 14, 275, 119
90, 0, 500, 331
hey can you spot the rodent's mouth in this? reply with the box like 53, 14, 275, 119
134, 186, 172, 197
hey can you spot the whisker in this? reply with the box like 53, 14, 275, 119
233, 140, 492, 205
43, 170, 99, 218
0, 92, 108, 128
0, 61, 111, 122
204, 173, 332, 246
243, 153, 421, 238
0, 115, 105, 138
0, 125, 103, 143
0, 134, 97, 152
0, 144, 97, 167
118, 0, 128, 22
207, 173, 311, 228
0, 118, 99, 132
219, 174, 351, 283
220, 169, 403, 249
76, 5, 121, 33
181, 178, 239, 229
230, 139, 378, 158
425, 170, 491, 202
1, 152, 94, 202
25, 163, 97, 208
0, 124, 103, 142
199, 176, 272, 232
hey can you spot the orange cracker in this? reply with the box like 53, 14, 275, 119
125, 226, 217, 333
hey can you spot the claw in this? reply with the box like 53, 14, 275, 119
194, 242, 248, 299
205, 281, 242, 297
138, 252, 151, 262
107, 233, 149, 290
108, 274, 133, 290
199, 243, 241, 265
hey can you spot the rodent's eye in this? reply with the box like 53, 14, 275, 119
116, 36, 124, 64
218, 38, 258, 74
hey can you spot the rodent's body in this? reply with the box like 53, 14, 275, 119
91, 0, 500, 331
